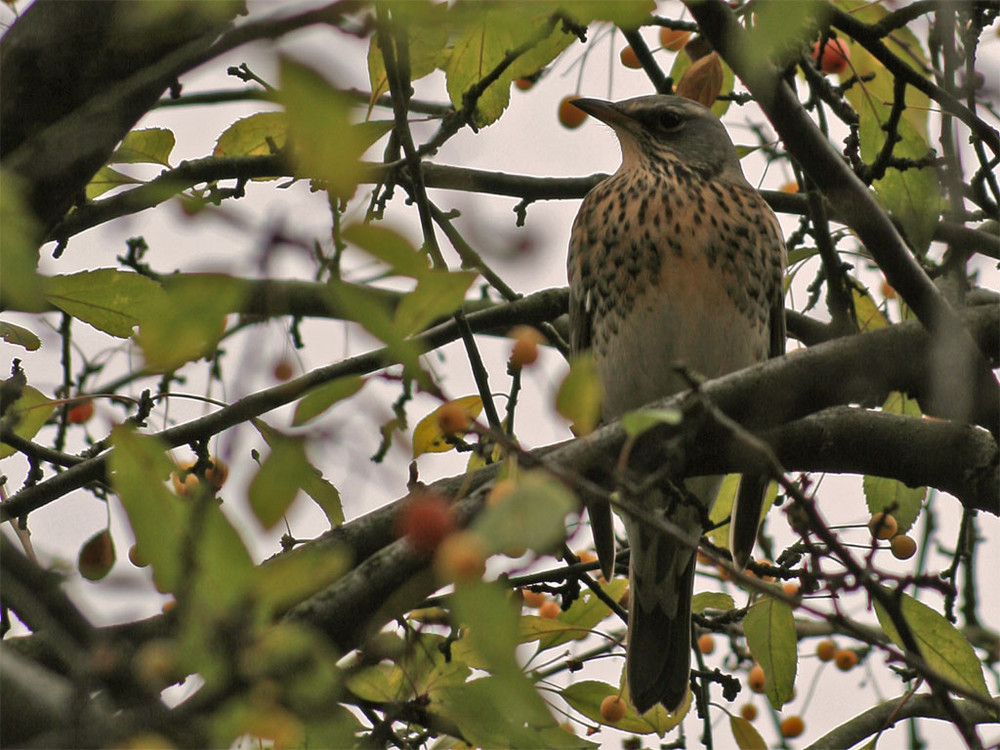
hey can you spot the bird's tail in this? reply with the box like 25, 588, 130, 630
623, 506, 700, 715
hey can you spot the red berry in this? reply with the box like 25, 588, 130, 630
67, 399, 95, 424
812, 38, 849, 75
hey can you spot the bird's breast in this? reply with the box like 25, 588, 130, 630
569, 168, 779, 418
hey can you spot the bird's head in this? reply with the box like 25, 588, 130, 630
571, 95, 747, 184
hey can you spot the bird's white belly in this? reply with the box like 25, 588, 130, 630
596, 284, 764, 419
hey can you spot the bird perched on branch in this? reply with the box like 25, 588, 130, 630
567, 95, 786, 713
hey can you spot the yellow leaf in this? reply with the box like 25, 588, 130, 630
412, 396, 483, 457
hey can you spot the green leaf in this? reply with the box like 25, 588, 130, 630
730, 714, 768, 750
567, 0, 655, 27
135, 274, 243, 371
0, 321, 41, 351
279, 59, 390, 199
561, 679, 685, 736
444, 3, 579, 127
249, 432, 309, 529
556, 355, 603, 436
45, 269, 165, 338
326, 279, 428, 385
744, 594, 797, 709
366, 1, 450, 107
0, 171, 46, 312
708, 475, 776, 553
393, 270, 478, 337
85, 165, 141, 200
0, 386, 54, 459
343, 222, 430, 278
112, 127, 175, 166
620, 407, 682, 437
299, 467, 345, 528
692, 591, 735, 614
292, 375, 367, 426
255, 544, 351, 618
110, 426, 187, 594
744, 0, 830, 67
874, 588, 990, 699
214, 112, 287, 157
520, 579, 627, 651
253, 420, 345, 528
473, 471, 577, 556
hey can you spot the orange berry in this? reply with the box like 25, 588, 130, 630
509, 325, 545, 368
558, 96, 587, 129
576, 550, 598, 565
891, 534, 917, 560
659, 27, 690, 51
880, 278, 896, 299
161, 599, 177, 613
780, 715, 805, 739
620, 45, 642, 69
538, 600, 562, 619
599, 694, 627, 722
783, 581, 800, 597
273, 359, 294, 381
521, 589, 547, 608
698, 634, 715, 655
740, 703, 757, 721
78, 529, 115, 581
128, 543, 149, 568
816, 639, 837, 662
779, 181, 799, 193
395, 494, 455, 554
748, 663, 766, 693
433, 531, 487, 583
436, 402, 471, 436
514, 77, 534, 91
868, 512, 898, 540
835, 649, 859, 671
67, 399, 95, 424
812, 38, 849, 74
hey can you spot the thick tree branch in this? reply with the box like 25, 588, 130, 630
684, 0, 1000, 434
805, 693, 999, 750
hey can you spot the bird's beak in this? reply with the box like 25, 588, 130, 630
571, 98, 632, 127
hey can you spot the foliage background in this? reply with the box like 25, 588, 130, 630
1, 1, 998, 748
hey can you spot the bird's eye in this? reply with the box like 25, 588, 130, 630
659, 112, 683, 130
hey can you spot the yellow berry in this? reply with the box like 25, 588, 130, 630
868, 512, 898, 540
558, 96, 587, 129
620, 46, 642, 69
432, 531, 487, 583
816, 639, 837, 662
891, 534, 917, 560
436, 402, 471, 436
538, 600, 561, 619
600, 694, 628, 722
835, 649, 859, 671
780, 715, 805, 738
740, 703, 757, 721
520, 589, 547, 608
748, 663, 766, 693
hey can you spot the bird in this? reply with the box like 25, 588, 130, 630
567, 94, 786, 714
